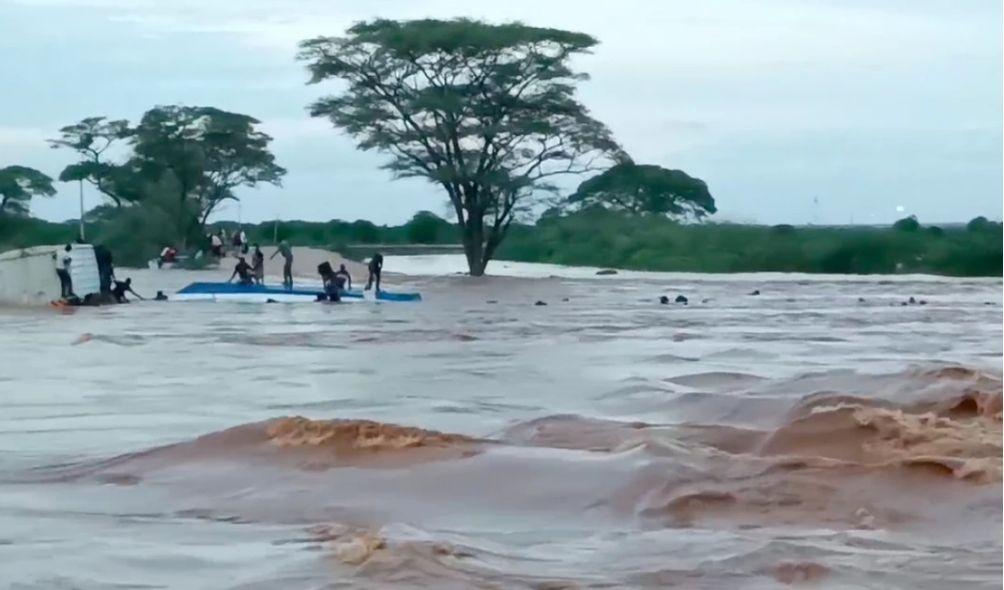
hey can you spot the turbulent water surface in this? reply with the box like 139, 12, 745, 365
1, 257, 1001, 589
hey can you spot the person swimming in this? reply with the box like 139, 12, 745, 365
365, 252, 383, 292
228, 257, 254, 286
112, 278, 144, 303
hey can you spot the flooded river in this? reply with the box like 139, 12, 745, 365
1, 257, 1001, 589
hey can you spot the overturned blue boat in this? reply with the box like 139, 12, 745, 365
174, 282, 421, 303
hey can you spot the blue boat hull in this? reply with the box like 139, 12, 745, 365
174, 282, 420, 303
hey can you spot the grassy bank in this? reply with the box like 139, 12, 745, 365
497, 209, 1003, 276
2, 208, 1000, 276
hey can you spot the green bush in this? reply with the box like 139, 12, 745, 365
494, 209, 1002, 276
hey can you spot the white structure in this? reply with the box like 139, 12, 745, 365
0, 244, 100, 306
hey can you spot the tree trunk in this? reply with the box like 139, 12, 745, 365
462, 217, 486, 276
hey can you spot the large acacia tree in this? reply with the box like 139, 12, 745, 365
299, 19, 622, 275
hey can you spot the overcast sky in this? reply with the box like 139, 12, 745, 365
1, 0, 1000, 225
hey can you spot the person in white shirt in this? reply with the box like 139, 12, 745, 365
210, 233, 224, 257
53, 244, 74, 298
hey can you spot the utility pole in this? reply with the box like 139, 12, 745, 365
78, 180, 85, 241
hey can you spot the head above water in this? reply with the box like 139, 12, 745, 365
64, 244, 72, 252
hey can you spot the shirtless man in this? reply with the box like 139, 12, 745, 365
270, 241, 293, 289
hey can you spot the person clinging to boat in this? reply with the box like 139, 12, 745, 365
365, 252, 383, 292
317, 261, 342, 302
228, 257, 254, 286
112, 278, 144, 303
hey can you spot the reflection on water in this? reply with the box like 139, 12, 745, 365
1, 260, 1001, 589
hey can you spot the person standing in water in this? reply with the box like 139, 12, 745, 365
270, 240, 293, 289
365, 252, 383, 292
251, 244, 265, 285
334, 264, 352, 290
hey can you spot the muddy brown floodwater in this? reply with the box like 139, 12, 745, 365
1, 259, 1001, 589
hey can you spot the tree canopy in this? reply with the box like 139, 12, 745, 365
0, 166, 55, 217
50, 106, 285, 247
130, 106, 287, 228
567, 162, 716, 219
298, 18, 622, 275
49, 117, 135, 207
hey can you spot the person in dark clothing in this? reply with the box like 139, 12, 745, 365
365, 252, 383, 292
154, 291, 168, 301
112, 278, 144, 303
334, 264, 352, 290
251, 244, 265, 285
54, 244, 74, 298
228, 257, 254, 286
94, 244, 114, 294
318, 261, 341, 302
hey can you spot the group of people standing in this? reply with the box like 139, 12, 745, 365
225, 241, 384, 303
227, 240, 293, 288
209, 227, 250, 258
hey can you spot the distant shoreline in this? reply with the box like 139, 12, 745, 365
3, 210, 1001, 277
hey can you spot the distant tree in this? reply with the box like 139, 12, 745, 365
49, 117, 136, 208
892, 215, 920, 232
349, 219, 381, 243
405, 210, 448, 243
298, 19, 622, 276
131, 106, 287, 230
0, 166, 55, 216
966, 216, 1000, 233
567, 162, 716, 219
51, 107, 285, 248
